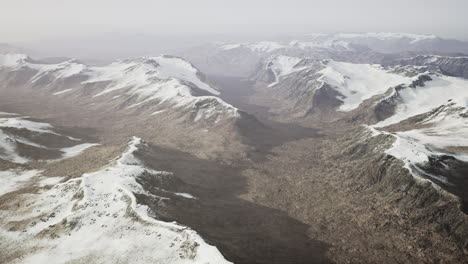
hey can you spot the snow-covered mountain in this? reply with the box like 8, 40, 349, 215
301, 33, 468, 54
0, 53, 240, 124
252, 55, 416, 116
251, 54, 468, 208
369, 74, 468, 203
0, 136, 231, 263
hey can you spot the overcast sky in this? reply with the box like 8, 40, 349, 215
2, 0, 468, 43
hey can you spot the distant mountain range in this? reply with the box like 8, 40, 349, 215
181, 33, 468, 76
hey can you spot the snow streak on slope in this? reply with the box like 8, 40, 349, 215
0, 169, 42, 195
0, 137, 230, 264
318, 61, 412, 111
0, 116, 56, 134
0, 129, 30, 163
0, 115, 98, 163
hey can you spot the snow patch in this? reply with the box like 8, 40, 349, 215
59, 143, 100, 160
0, 169, 42, 196
0, 130, 30, 163
0, 53, 28, 67
38, 176, 65, 187
0, 117, 55, 134
175, 193, 197, 199
151, 109, 167, 115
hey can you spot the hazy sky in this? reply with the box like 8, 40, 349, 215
2, 0, 468, 43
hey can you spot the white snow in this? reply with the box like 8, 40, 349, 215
0, 116, 101, 163
175, 193, 196, 199
59, 143, 100, 159
154, 56, 219, 95
1, 54, 239, 122
0, 53, 28, 67
38, 176, 65, 187
85, 56, 219, 97
318, 61, 412, 111
220, 43, 242, 50
380, 103, 468, 165
265, 58, 414, 111
0, 130, 29, 163
0, 54, 86, 82
151, 109, 167, 115
0, 116, 55, 134
385, 133, 435, 165
0, 111, 18, 115
375, 75, 468, 127
29, 60, 86, 82
368, 74, 468, 182
0, 169, 42, 196
53, 89, 72, 95
0, 137, 231, 263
